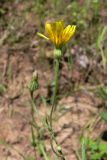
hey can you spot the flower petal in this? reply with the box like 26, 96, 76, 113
45, 23, 55, 43
37, 32, 49, 40
51, 20, 64, 33
50, 20, 64, 46
62, 25, 76, 44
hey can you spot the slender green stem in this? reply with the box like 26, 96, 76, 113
81, 138, 87, 160
49, 55, 66, 160
38, 143, 50, 160
30, 92, 36, 147
52, 57, 60, 107
49, 57, 60, 156
30, 92, 51, 159
50, 58, 60, 127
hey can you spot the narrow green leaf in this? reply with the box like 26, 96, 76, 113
96, 26, 107, 49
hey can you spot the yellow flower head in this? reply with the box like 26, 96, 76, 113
37, 20, 76, 48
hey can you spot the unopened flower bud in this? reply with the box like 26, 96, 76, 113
28, 70, 39, 93
32, 70, 38, 80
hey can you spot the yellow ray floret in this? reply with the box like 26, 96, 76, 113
37, 20, 76, 48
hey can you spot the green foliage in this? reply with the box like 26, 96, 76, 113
89, 140, 107, 160
32, 0, 47, 22
96, 26, 107, 49
80, 137, 87, 160
0, 8, 5, 15
100, 112, 107, 121
80, 137, 107, 160
96, 87, 107, 100
96, 26, 107, 70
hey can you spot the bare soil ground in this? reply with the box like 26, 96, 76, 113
0, 47, 106, 160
